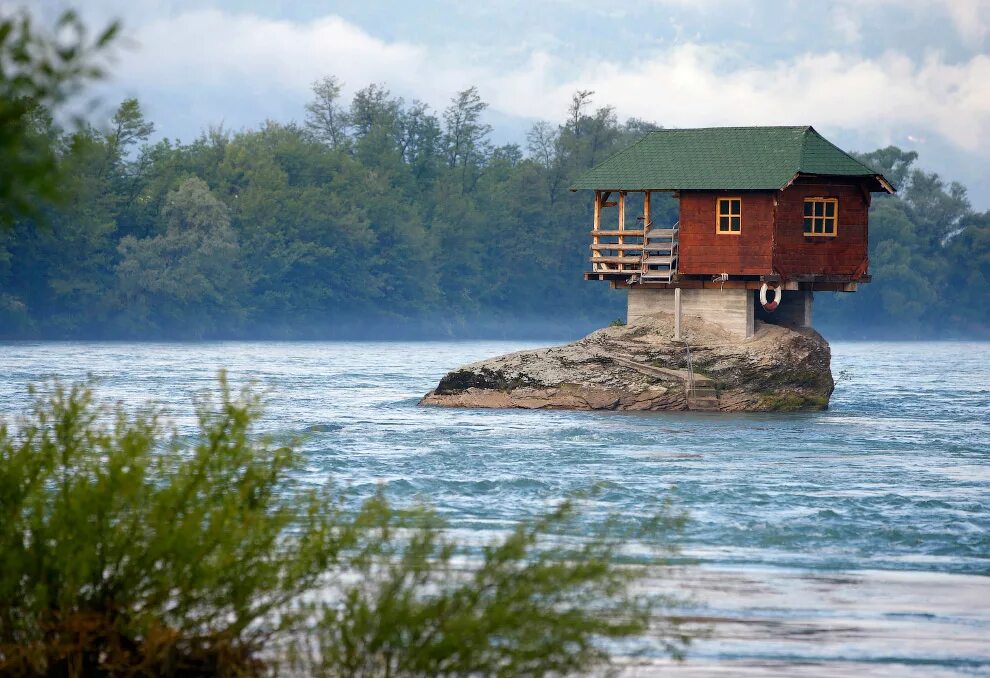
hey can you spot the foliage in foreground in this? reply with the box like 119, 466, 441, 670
0, 9, 118, 227
0, 377, 690, 676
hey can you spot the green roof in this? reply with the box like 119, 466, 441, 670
570, 126, 892, 192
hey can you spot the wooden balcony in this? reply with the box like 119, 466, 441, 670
590, 189, 645, 275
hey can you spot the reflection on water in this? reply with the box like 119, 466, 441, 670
1, 339, 988, 675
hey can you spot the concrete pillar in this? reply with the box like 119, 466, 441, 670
673, 287, 682, 340
746, 292, 756, 337
628, 288, 754, 339
756, 290, 813, 329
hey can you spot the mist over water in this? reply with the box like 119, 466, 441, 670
1, 340, 988, 674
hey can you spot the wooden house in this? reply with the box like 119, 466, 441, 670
571, 126, 893, 339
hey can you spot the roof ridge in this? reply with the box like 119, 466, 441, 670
648, 125, 811, 133
799, 126, 877, 175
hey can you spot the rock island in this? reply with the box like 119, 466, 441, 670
421, 313, 833, 412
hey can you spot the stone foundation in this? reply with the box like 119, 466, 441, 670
628, 288, 755, 339
628, 288, 815, 339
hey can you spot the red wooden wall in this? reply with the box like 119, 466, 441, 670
677, 181, 870, 279
678, 191, 774, 276
773, 180, 869, 277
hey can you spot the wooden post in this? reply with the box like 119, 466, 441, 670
593, 190, 601, 232
674, 287, 682, 341
643, 191, 650, 232
593, 190, 601, 272
618, 191, 625, 232
642, 190, 650, 264
618, 191, 626, 271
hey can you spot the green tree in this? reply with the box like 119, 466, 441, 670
853, 145, 918, 190
0, 10, 118, 227
115, 177, 245, 335
305, 75, 350, 148
942, 210, 990, 331
443, 86, 492, 191
398, 100, 442, 182
558, 92, 621, 171
526, 120, 564, 205
350, 83, 402, 140
903, 169, 970, 246
104, 97, 155, 170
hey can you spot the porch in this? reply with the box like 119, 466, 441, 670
589, 190, 678, 283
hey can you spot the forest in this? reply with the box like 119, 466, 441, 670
2, 79, 988, 339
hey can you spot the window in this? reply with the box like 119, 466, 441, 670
803, 198, 837, 236
717, 197, 741, 234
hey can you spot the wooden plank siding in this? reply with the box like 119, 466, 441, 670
587, 178, 873, 282
678, 191, 775, 276
773, 180, 870, 278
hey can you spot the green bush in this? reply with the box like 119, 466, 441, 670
0, 376, 691, 676
295, 496, 690, 677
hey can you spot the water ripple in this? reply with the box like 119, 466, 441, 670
1, 339, 988, 674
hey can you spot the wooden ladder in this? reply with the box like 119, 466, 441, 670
640, 220, 679, 282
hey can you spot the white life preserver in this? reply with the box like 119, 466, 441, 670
760, 282, 781, 312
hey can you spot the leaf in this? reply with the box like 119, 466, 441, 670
96, 22, 120, 48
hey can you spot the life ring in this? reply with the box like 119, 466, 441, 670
760, 282, 781, 312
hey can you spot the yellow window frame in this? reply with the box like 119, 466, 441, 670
716, 197, 742, 235
803, 198, 838, 237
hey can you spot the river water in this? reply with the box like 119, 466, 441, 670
1, 340, 988, 675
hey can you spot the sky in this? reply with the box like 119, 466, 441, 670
23, 0, 990, 208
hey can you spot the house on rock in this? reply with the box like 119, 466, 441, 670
571, 126, 894, 339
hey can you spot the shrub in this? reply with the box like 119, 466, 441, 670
294, 495, 690, 677
0, 376, 690, 676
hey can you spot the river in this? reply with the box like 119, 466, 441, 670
1, 340, 988, 675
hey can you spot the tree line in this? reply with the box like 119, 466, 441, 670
1, 78, 987, 339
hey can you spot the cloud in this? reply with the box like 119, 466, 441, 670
830, 5, 864, 43
940, 0, 989, 48
545, 45, 990, 152
106, 8, 990, 157
830, 0, 989, 49
107, 9, 468, 105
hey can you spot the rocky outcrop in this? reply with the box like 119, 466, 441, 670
419, 313, 834, 412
